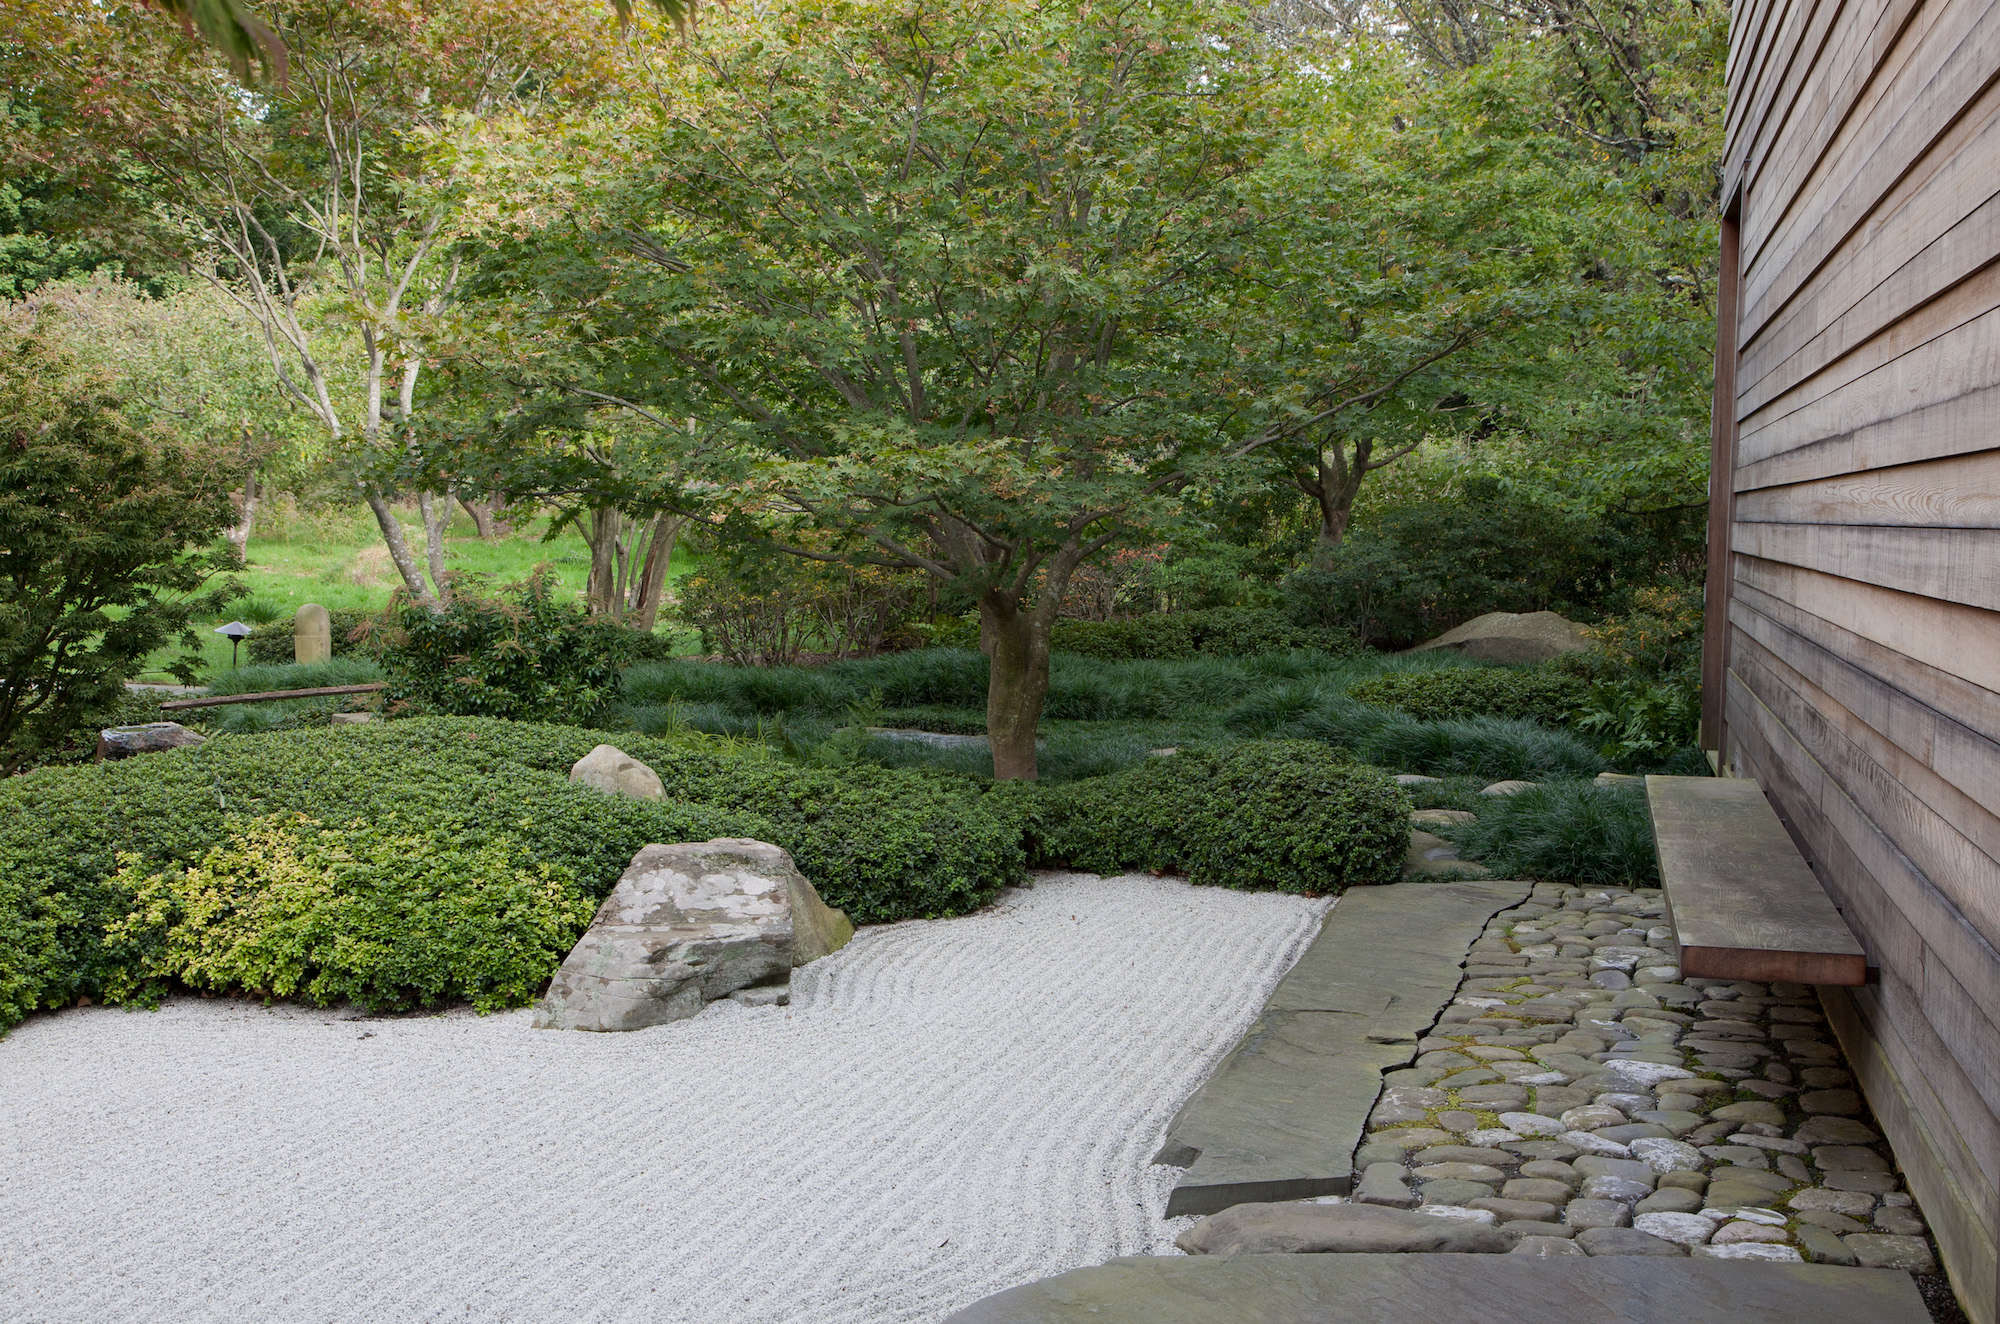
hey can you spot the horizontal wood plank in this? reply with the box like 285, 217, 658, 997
1737, 298, 2000, 475
1733, 554, 2000, 694
1646, 775, 1867, 985
1740, 106, 2000, 412
159, 683, 387, 711
1731, 521, 2000, 611
1733, 449, 2000, 526
1740, 0, 2000, 339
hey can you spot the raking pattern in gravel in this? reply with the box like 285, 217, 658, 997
0, 874, 1328, 1324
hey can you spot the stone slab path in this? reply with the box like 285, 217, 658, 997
1353, 882, 1942, 1271
1156, 881, 1529, 1216
943, 1252, 1930, 1322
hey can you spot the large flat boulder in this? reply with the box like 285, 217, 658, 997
97, 722, 205, 760
1408, 610, 1591, 665
534, 838, 854, 1032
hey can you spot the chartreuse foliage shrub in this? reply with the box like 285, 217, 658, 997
1029, 742, 1409, 894
0, 717, 1024, 1034
105, 817, 595, 1013
378, 574, 633, 724
1348, 666, 1588, 726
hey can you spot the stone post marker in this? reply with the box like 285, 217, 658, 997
294, 602, 332, 664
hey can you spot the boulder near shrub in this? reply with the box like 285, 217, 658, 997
0, 716, 1025, 1034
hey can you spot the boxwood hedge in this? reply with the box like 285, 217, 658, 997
1029, 741, 1409, 894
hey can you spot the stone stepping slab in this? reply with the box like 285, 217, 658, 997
943, 1252, 1929, 1323
1155, 880, 1532, 1216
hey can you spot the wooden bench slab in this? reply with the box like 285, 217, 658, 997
1646, 775, 1868, 986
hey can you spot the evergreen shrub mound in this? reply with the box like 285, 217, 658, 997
0, 717, 1024, 1034
1441, 779, 1658, 887
1348, 666, 1589, 727
379, 574, 633, 724
1031, 742, 1409, 894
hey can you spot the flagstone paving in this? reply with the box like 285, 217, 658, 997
1351, 881, 1941, 1270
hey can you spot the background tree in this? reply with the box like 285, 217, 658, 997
0, 318, 239, 771
2, 0, 632, 607
16, 274, 324, 559
456, 0, 1294, 777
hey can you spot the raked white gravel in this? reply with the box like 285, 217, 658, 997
0, 872, 1330, 1324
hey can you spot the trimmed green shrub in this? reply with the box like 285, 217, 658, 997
244, 609, 381, 665
1440, 779, 1658, 886
0, 715, 1025, 1034
1349, 666, 1589, 726
1034, 742, 1408, 893
105, 815, 596, 1013
378, 573, 632, 724
1179, 742, 1411, 892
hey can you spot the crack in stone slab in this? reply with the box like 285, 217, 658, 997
1157, 880, 1533, 1217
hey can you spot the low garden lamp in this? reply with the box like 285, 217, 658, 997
215, 621, 253, 669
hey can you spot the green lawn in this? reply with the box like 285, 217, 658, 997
146, 507, 699, 682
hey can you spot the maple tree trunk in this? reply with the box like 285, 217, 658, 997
980, 592, 1050, 782
457, 493, 504, 539
224, 469, 259, 564
419, 492, 451, 602
361, 484, 437, 608
630, 514, 683, 631
584, 506, 622, 619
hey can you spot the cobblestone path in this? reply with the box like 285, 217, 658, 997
1354, 882, 1942, 1268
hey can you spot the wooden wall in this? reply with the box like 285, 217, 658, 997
1714, 0, 2000, 1317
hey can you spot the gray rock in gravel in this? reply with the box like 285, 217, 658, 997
97, 722, 205, 760
1575, 1226, 1686, 1256
1843, 1235, 1936, 1272
1795, 1225, 1859, 1265
1632, 1212, 1716, 1246
569, 744, 666, 800
1174, 1201, 1510, 1255
536, 839, 853, 1032
1354, 1164, 1418, 1209
1563, 1199, 1631, 1230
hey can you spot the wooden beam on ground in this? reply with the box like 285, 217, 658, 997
1647, 774, 1869, 986
159, 683, 387, 712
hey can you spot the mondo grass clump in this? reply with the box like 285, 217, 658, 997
1224, 682, 1606, 781
1441, 779, 1660, 887
0, 716, 1026, 1035
1030, 741, 1410, 894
